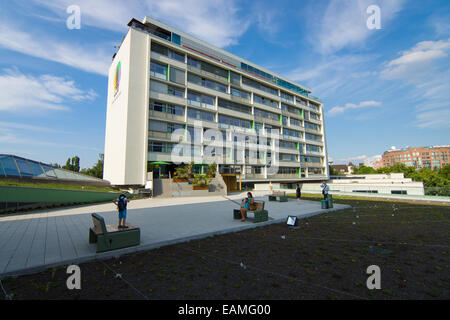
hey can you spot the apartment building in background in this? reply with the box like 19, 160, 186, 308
104, 17, 329, 187
382, 146, 450, 170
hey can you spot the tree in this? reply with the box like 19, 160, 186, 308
81, 154, 104, 179
438, 164, 450, 180
62, 156, 80, 172
353, 165, 377, 174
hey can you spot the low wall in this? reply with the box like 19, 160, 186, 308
0, 186, 119, 213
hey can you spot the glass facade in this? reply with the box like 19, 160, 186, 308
0, 155, 99, 181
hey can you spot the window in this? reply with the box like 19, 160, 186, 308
218, 115, 251, 129
150, 61, 167, 80
264, 124, 280, 134
168, 85, 184, 97
290, 118, 302, 127
187, 108, 214, 122
188, 72, 227, 93
282, 103, 303, 117
151, 42, 185, 62
150, 80, 167, 94
201, 94, 215, 108
279, 140, 297, 149
282, 116, 288, 126
218, 98, 251, 114
254, 94, 278, 108
309, 102, 320, 112
230, 71, 241, 85
280, 154, 297, 161
296, 97, 307, 106
242, 76, 278, 96
283, 128, 302, 139
254, 108, 279, 121
150, 101, 184, 116
172, 33, 181, 45
310, 112, 320, 120
148, 142, 175, 153
187, 91, 214, 109
281, 92, 294, 103
306, 144, 321, 153
187, 56, 201, 69
187, 56, 227, 79
151, 80, 185, 97
305, 133, 321, 142
301, 156, 321, 163
304, 121, 319, 131
230, 87, 250, 100
170, 66, 185, 85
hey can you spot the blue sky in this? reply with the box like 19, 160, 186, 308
0, 0, 449, 168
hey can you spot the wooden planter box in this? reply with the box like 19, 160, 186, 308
173, 178, 188, 183
193, 185, 209, 190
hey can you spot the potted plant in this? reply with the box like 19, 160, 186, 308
207, 163, 217, 178
192, 174, 211, 190
173, 166, 189, 182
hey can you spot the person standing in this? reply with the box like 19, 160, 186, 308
296, 184, 302, 202
113, 193, 130, 229
320, 182, 329, 200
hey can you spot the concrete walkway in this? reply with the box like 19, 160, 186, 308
0, 192, 350, 277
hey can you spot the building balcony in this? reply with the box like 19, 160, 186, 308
282, 135, 303, 142
267, 173, 300, 179
302, 162, 323, 168
254, 115, 280, 127
149, 110, 185, 123
150, 90, 186, 106
229, 94, 251, 104
149, 130, 184, 142
186, 65, 229, 85
187, 99, 216, 111
244, 174, 265, 180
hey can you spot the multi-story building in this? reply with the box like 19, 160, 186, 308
382, 146, 450, 170
104, 17, 329, 187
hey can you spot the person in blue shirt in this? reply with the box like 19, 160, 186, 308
240, 192, 254, 222
113, 194, 130, 229
320, 182, 329, 200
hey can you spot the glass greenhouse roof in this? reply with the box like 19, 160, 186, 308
0, 154, 101, 182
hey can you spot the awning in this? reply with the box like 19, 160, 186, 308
150, 161, 171, 165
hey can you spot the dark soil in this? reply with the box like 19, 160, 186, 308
1, 197, 449, 300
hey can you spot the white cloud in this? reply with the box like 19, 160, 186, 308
380, 38, 450, 128
0, 69, 96, 113
381, 38, 450, 79
415, 108, 450, 129
310, 0, 405, 54
328, 100, 381, 116
31, 0, 250, 48
0, 21, 111, 76
333, 154, 382, 166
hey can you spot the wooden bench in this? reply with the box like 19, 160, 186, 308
233, 201, 269, 223
89, 213, 140, 253
268, 191, 288, 202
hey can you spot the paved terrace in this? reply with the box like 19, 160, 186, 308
0, 191, 350, 277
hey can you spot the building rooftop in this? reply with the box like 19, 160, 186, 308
127, 17, 320, 102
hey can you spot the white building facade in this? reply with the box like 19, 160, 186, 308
104, 17, 329, 186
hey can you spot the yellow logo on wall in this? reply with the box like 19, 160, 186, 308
114, 61, 121, 95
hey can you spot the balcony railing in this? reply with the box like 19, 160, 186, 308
149, 110, 185, 122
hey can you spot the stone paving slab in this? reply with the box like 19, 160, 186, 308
0, 192, 350, 277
